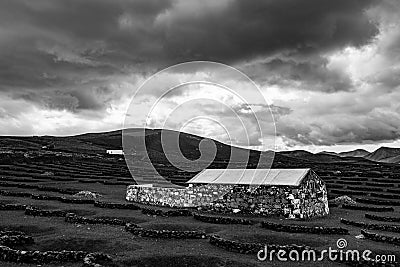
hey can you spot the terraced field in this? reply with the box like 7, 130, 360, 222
1, 153, 400, 266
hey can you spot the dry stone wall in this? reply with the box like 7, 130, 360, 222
126, 184, 232, 208
365, 214, 400, 223
261, 221, 349, 235
208, 234, 313, 255
361, 229, 400, 246
341, 218, 400, 233
124, 223, 207, 239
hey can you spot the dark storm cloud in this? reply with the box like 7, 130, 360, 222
0, 0, 174, 111
276, 109, 400, 147
157, 0, 379, 63
243, 57, 354, 92
0, 0, 379, 91
12, 85, 114, 112
0, 0, 382, 143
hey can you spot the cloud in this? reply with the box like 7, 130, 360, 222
277, 110, 400, 147
273, 83, 400, 147
0, 0, 379, 94
154, 0, 379, 62
1, 0, 400, 154
242, 56, 354, 92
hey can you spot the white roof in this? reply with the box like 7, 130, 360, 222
186, 169, 311, 186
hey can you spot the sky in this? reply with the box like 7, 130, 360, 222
1, 0, 400, 153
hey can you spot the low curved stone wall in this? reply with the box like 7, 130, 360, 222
330, 189, 365, 196
365, 214, 400, 223
341, 204, 394, 212
60, 197, 95, 204
0, 189, 95, 205
370, 193, 400, 200
124, 223, 207, 239
340, 218, 400, 233
347, 186, 382, 192
0, 245, 85, 264
0, 182, 21, 188
0, 182, 80, 195
141, 207, 193, 217
0, 245, 112, 266
387, 188, 400, 194
261, 221, 349, 235
365, 182, 394, 187
93, 201, 140, 210
208, 235, 312, 255
164, 209, 193, 216
0, 190, 31, 198
25, 207, 137, 226
31, 194, 63, 201
0, 203, 26, 210
193, 213, 254, 225
0, 231, 25, 236
208, 235, 262, 254
140, 207, 164, 216
25, 206, 67, 217
17, 184, 39, 189
355, 198, 400, 206
209, 235, 396, 266
78, 179, 97, 184
65, 213, 128, 226
361, 229, 400, 246
0, 234, 34, 247
32, 194, 93, 204
36, 186, 80, 195
0, 229, 112, 266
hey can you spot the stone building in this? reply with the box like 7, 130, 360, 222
126, 168, 329, 219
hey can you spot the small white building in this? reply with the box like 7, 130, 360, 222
106, 150, 124, 155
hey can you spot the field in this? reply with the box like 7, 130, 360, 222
1, 150, 400, 266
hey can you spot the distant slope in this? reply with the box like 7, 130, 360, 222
339, 149, 370, 158
73, 130, 122, 149
280, 150, 345, 163
365, 147, 400, 164
0, 130, 395, 165
318, 151, 338, 156
0, 135, 106, 154
278, 149, 374, 165
379, 154, 400, 164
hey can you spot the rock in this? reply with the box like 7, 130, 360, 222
73, 191, 101, 199
329, 195, 356, 206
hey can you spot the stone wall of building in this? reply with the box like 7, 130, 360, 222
126, 172, 329, 219
296, 172, 329, 219
126, 184, 232, 208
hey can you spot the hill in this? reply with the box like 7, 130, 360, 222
318, 151, 338, 156
338, 149, 370, 158
365, 147, 400, 164
278, 150, 371, 164
0, 129, 389, 166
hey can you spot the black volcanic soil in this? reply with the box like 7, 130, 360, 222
1, 137, 400, 266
